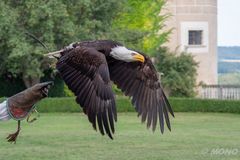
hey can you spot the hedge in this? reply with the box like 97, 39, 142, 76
1, 96, 240, 114
170, 98, 240, 113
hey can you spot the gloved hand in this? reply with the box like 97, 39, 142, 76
6, 81, 54, 143
8, 81, 53, 116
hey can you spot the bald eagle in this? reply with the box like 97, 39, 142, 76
45, 40, 174, 139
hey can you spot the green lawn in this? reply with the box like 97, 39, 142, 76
0, 112, 240, 160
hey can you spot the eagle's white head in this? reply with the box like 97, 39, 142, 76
110, 46, 145, 63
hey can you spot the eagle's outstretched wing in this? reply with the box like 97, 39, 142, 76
107, 55, 174, 133
56, 47, 116, 139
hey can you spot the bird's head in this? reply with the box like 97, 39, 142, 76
110, 46, 145, 63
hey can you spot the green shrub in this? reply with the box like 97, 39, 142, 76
155, 47, 198, 97
1, 96, 240, 113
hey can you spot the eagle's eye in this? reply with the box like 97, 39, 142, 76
131, 53, 137, 56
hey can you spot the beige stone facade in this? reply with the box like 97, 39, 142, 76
163, 0, 218, 85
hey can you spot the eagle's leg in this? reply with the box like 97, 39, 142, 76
6, 120, 21, 144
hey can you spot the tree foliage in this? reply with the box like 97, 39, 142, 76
0, 0, 123, 87
112, 0, 170, 55
155, 47, 198, 97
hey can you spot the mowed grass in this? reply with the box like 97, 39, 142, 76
0, 112, 240, 160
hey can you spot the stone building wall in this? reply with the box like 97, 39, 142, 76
163, 0, 218, 85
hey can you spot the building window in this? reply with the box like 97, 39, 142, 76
181, 22, 208, 53
188, 30, 203, 45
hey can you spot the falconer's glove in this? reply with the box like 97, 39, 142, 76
6, 81, 53, 143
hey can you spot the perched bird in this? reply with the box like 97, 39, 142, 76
45, 40, 174, 139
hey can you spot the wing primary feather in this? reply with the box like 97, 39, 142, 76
71, 73, 84, 94
78, 79, 91, 98
107, 104, 115, 133
110, 62, 125, 75
63, 69, 78, 82
87, 106, 97, 131
131, 80, 141, 105
152, 90, 158, 132
119, 71, 134, 92
135, 82, 144, 115
138, 82, 147, 112
162, 91, 174, 117
141, 84, 149, 115
97, 113, 105, 135
57, 63, 72, 74
75, 76, 90, 96
84, 85, 95, 111
111, 99, 117, 122
89, 90, 97, 113
162, 98, 172, 131
112, 67, 127, 82
92, 115, 97, 131
102, 107, 113, 139
99, 98, 105, 113
122, 71, 136, 95
80, 83, 93, 109
158, 96, 165, 134
141, 85, 149, 122
125, 77, 136, 96
146, 89, 153, 128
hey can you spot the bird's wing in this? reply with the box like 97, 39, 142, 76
56, 47, 116, 139
107, 56, 174, 133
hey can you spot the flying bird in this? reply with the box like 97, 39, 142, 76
45, 40, 174, 139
